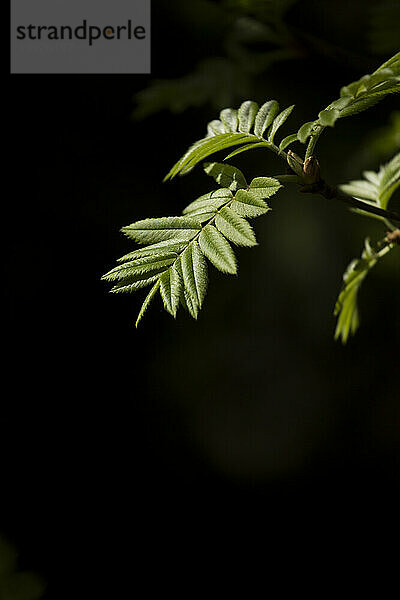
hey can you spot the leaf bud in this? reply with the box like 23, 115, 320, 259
287, 150, 304, 177
303, 156, 320, 184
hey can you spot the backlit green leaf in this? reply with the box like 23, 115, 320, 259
203, 162, 247, 191
249, 176, 282, 198
220, 108, 239, 132
279, 133, 298, 151
232, 190, 270, 218
215, 207, 257, 247
136, 281, 160, 327
254, 100, 280, 137
238, 100, 259, 133
198, 224, 237, 274
268, 105, 295, 142
318, 108, 340, 127
159, 266, 181, 317
121, 216, 201, 244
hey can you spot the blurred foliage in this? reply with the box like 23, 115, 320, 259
153, 52, 400, 178
134, 57, 251, 118
0, 537, 44, 600
368, 1, 400, 55
222, 0, 298, 20
133, 0, 301, 118
7, 3, 400, 500
350, 111, 400, 173
133, 0, 399, 120
364, 111, 400, 161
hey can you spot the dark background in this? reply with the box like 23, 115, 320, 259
4, 0, 399, 594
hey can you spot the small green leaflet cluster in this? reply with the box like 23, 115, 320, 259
334, 238, 379, 343
334, 238, 388, 344
297, 52, 400, 153
164, 52, 400, 179
340, 152, 400, 220
164, 99, 297, 180
334, 152, 400, 343
102, 163, 282, 326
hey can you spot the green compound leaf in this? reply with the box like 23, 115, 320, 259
333, 238, 395, 343
165, 98, 297, 179
334, 241, 372, 343
340, 151, 400, 219
105, 52, 400, 333
102, 174, 282, 325
296, 52, 400, 150
341, 180, 379, 202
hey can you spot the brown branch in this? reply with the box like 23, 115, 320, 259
386, 229, 400, 245
285, 153, 400, 223
302, 181, 400, 223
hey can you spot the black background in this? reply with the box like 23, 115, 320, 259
4, 0, 399, 593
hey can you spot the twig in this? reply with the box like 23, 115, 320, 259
300, 180, 400, 223
285, 152, 400, 223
